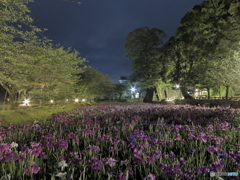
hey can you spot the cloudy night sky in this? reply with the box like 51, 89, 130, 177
27, 0, 204, 83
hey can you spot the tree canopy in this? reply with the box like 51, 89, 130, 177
124, 1, 240, 100
162, 0, 240, 98
124, 27, 169, 102
0, 0, 111, 108
75, 66, 114, 100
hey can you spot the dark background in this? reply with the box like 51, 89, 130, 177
28, 0, 204, 83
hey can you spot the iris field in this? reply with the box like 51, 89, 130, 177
0, 104, 240, 180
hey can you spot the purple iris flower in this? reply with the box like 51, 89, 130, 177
184, 169, 196, 179
206, 146, 218, 154
120, 159, 129, 166
88, 157, 104, 171
218, 150, 228, 160
29, 162, 40, 174
179, 158, 187, 166
117, 172, 126, 180
4, 152, 18, 162
132, 132, 139, 137
128, 137, 136, 144
31, 165, 40, 174
58, 139, 68, 150
106, 157, 118, 167
87, 145, 100, 152
67, 132, 75, 139
116, 121, 122, 126
197, 165, 210, 173
144, 173, 156, 180
109, 147, 115, 153
210, 159, 225, 172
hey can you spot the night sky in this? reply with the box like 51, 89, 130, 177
28, 0, 204, 83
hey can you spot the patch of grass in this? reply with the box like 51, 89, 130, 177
0, 101, 97, 127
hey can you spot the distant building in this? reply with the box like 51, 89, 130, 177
119, 76, 127, 83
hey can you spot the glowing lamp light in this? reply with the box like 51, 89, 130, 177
82, 99, 86, 102
23, 99, 30, 105
50, 100, 54, 103
75, 98, 79, 102
176, 84, 180, 89
130, 87, 136, 92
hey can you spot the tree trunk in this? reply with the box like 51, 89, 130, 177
225, 86, 229, 99
218, 85, 221, 97
180, 86, 193, 99
154, 87, 160, 101
140, 89, 145, 99
2, 90, 8, 111
119, 93, 122, 100
207, 87, 210, 99
164, 89, 167, 99
9, 92, 19, 110
0, 84, 19, 110
143, 87, 154, 103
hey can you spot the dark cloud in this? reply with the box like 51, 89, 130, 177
28, 0, 204, 83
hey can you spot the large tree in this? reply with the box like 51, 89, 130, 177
0, 40, 86, 106
0, 0, 88, 108
162, 37, 209, 99
124, 27, 168, 102
0, 0, 44, 108
206, 47, 240, 98
166, 0, 240, 98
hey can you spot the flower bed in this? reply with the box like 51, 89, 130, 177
0, 104, 240, 179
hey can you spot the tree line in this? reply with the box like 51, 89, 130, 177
124, 0, 240, 102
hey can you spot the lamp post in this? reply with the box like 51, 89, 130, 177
176, 84, 181, 99
130, 87, 136, 99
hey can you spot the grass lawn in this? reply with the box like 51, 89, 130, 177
0, 101, 97, 127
